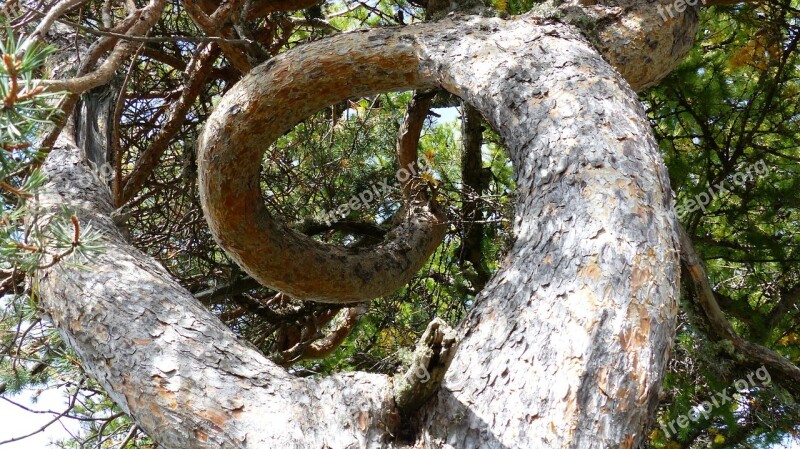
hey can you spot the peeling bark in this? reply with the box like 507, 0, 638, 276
393, 318, 458, 417
559, 0, 700, 91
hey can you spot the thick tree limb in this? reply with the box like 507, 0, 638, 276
197, 0, 694, 305
35, 132, 400, 447
564, 0, 700, 90
198, 14, 685, 446
678, 225, 800, 397
458, 103, 490, 290
33, 1, 700, 446
198, 49, 448, 302
396, 90, 435, 190
37, 8, 145, 155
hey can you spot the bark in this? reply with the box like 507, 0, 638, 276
197, 45, 448, 303
34, 2, 696, 448
197, 0, 697, 304
558, 0, 700, 91
194, 12, 681, 447
37, 132, 400, 448
74, 83, 117, 173
181, 0, 252, 75
396, 90, 435, 194
393, 318, 458, 417
458, 103, 490, 290
42, 0, 166, 94
300, 307, 362, 360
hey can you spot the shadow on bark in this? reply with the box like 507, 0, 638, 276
33, 2, 698, 446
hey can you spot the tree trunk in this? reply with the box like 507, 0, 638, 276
38, 131, 400, 448
35, 9, 686, 449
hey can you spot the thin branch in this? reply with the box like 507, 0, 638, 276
302, 307, 363, 359
0, 381, 80, 445
119, 43, 220, 204
181, 0, 251, 74
113, 425, 138, 449
15, 0, 87, 57
244, 0, 323, 20
703, 0, 760, 5
40, 0, 166, 94
194, 277, 262, 303
679, 224, 800, 397
111, 41, 141, 205
26, 10, 253, 45
0, 180, 32, 198
36, 0, 164, 160
0, 361, 46, 396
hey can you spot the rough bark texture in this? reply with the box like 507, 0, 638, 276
35, 3, 695, 447
37, 132, 400, 448
411, 17, 681, 448
197, 1, 697, 304
75, 83, 117, 172
558, 0, 700, 91
197, 35, 447, 303
196, 13, 681, 447
393, 318, 458, 416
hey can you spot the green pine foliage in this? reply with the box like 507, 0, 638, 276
644, 0, 800, 446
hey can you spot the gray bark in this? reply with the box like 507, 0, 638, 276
37, 132, 399, 448
34, 5, 692, 448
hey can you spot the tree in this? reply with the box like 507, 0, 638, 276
1, 0, 798, 448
